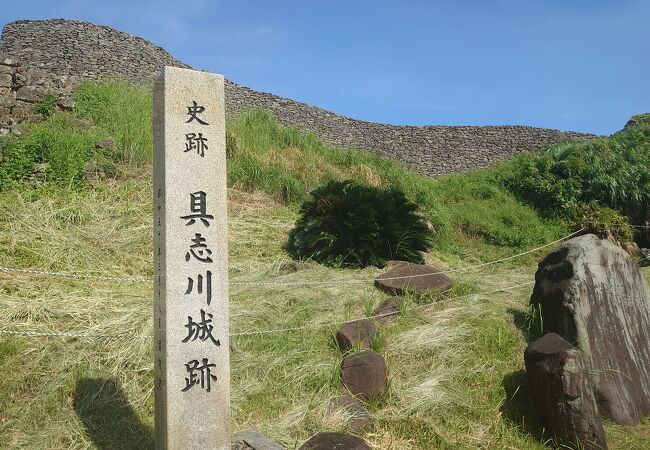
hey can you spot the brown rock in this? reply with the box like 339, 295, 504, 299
531, 234, 650, 425
341, 350, 388, 401
525, 333, 607, 450
0, 65, 14, 74
375, 261, 452, 296
299, 432, 370, 450
336, 320, 377, 352
372, 299, 400, 321
328, 395, 371, 432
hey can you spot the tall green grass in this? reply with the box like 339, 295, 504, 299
0, 80, 576, 256
0, 114, 104, 190
74, 80, 153, 166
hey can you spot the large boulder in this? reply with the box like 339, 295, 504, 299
374, 261, 452, 296
531, 234, 650, 424
340, 350, 388, 401
299, 432, 370, 450
525, 333, 607, 450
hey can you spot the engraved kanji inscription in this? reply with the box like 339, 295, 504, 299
181, 357, 217, 392
182, 309, 221, 346
186, 100, 209, 125
180, 191, 214, 227
185, 233, 213, 263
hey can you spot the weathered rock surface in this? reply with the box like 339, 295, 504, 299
327, 395, 372, 432
232, 428, 285, 450
341, 350, 388, 401
336, 320, 377, 352
57, 96, 75, 110
524, 333, 607, 450
531, 234, 650, 424
374, 261, 452, 296
298, 432, 370, 450
372, 299, 400, 321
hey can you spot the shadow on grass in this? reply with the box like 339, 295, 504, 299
501, 369, 549, 446
73, 377, 153, 450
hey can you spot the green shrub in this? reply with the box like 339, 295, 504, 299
573, 202, 634, 243
34, 95, 58, 118
501, 124, 650, 224
287, 180, 434, 268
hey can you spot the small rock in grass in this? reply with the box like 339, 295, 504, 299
232, 428, 285, 450
57, 96, 75, 110
341, 350, 388, 401
374, 261, 452, 296
327, 395, 372, 432
372, 299, 400, 321
336, 320, 376, 352
299, 432, 370, 450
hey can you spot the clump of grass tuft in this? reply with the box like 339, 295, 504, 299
0, 114, 105, 190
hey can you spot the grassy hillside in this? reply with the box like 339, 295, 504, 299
0, 81, 648, 449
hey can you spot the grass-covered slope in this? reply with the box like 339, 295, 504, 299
0, 81, 648, 449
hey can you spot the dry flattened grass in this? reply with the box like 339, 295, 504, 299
1, 179, 648, 449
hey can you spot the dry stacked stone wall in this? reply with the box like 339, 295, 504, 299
0, 19, 599, 177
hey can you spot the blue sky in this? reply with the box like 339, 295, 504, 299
1, 1, 648, 135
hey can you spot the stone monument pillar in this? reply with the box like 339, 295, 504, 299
153, 66, 230, 449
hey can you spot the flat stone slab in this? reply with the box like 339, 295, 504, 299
374, 261, 452, 296
232, 428, 285, 450
525, 333, 607, 450
341, 350, 388, 401
299, 432, 370, 450
336, 320, 377, 352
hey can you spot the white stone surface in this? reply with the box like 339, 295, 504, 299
154, 66, 230, 449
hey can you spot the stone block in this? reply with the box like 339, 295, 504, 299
327, 395, 371, 432
10, 101, 33, 121
341, 350, 388, 401
0, 94, 16, 109
0, 74, 12, 88
525, 333, 607, 449
232, 428, 285, 450
375, 261, 452, 296
299, 432, 370, 450
372, 299, 400, 321
336, 320, 377, 352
